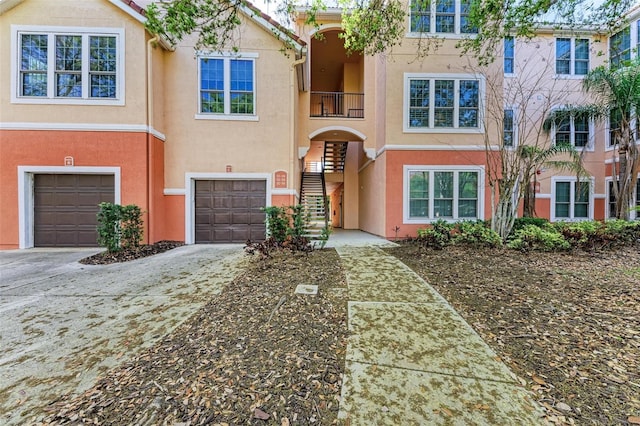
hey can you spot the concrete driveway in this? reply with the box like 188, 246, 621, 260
0, 245, 245, 425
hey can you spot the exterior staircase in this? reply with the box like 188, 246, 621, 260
299, 142, 348, 239
300, 171, 328, 239
323, 141, 348, 173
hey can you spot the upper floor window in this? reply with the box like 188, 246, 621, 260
13, 26, 123, 104
610, 27, 631, 68
504, 36, 514, 74
607, 108, 637, 148
405, 167, 482, 222
199, 55, 256, 117
405, 73, 483, 132
553, 179, 592, 220
410, 0, 477, 35
556, 38, 589, 75
503, 108, 515, 147
552, 112, 591, 148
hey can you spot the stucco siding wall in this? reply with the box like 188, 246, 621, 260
0, 130, 150, 249
0, 0, 149, 126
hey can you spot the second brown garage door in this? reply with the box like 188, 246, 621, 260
195, 179, 266, 243
34, 174, 115, 247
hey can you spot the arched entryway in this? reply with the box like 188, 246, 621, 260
302, 127, 371, 231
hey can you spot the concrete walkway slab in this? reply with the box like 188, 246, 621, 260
336, 246, 544, 425
336, 246, 441, 303
341, 361, 542, 425
0, 245, 244, 425
347, 302, 514, 382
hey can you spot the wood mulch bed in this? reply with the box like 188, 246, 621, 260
389, 244, 640, 425
79, 241, 184, 265
42, 249, 348, 425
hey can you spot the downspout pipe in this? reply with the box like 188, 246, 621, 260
146, 36, 158, 243
290, 48, 307, 204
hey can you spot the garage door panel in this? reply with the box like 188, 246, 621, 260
213, 212, 231, 224
195, 179, 266, 243
213, 228, 232, 241
195, 212, 212, 225
232, 212, 250, 224
34, 174, 114, 247
231, 197, 250, 209
213, 197, 232, 208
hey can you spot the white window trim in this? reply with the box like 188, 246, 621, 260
554, 37, 590, 78
403, 72, 485, 134
196, 52, 259, 120
184, 172, 271, 245
605, 111, 639, 151
503, 106, 518, 148
11, 25, 125, 105
550, 176, 594, 222
406, 0, 477, 38
609, 25, 635, 65
549, 109, 595, 151
504, 36, 516, 77
605, 174, 640, 220
17, 166, 121, 249
403, 165, 485, 224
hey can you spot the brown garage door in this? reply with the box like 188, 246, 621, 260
195, 179, 266, 243
34, 174, 115, 247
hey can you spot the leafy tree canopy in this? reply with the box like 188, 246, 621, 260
145, 0, 636, 62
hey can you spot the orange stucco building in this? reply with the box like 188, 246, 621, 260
1, 0, 638, 249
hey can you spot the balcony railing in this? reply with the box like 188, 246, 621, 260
310, 92, 364, 118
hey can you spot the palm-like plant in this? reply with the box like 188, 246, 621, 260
517, 143, 589, 217
545, 57, 640, 219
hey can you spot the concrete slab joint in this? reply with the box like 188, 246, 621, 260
335, 246, 545, 425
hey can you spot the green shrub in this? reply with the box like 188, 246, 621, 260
507, 224, 570, 252
97, 202, 144, 252
510, 217, 550, 234
416, 220, 453, 249
288, 204, 310, 240
553, 221, 602, 249
263, 206, 288, 242
602, 219, 640, 246
453, 221, 502, 248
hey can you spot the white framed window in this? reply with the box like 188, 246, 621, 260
610, 26, 631, 68
551, 177, 594, 221
11, 25, 124, 105
504, 36, 515, 75
503, 108, 516, 147
606, 108, 638, 148
404, 165, 484, 223
555, 37, 589, 76
404, 73, 484, 133
550, 111, 593, 149
409, 0, 477, 35
197, 53, 258, 120
606, 177, 640, 219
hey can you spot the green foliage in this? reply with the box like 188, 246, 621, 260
288, 204, 310, 240
144, 0, 631, 66
263, 206, 288, 242
251, 204, 321, 256
416, 220, 453, 250
339, 0, 406, 55
603, 219, 640, 245
97, 202, 144, 253
145, 0, 243, 52
453, 221, 502, 248
507, 224, 571, 252
552, 220, 640, 250
317, 225, 332, 249
511, 217, 550, 234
